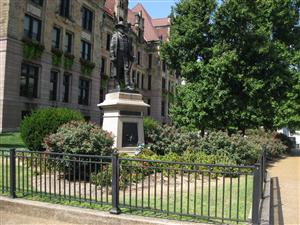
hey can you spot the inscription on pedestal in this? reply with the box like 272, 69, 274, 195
122, 122, 138, 147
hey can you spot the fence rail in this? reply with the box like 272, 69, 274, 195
0, 148, 267, 224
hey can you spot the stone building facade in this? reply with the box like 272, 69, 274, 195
0, 0, 178, 132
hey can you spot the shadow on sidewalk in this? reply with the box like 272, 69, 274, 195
270, 177, 284, 225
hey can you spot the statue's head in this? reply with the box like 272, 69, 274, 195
115, 21, 127, 34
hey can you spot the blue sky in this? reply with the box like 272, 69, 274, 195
128, 0, 178, 19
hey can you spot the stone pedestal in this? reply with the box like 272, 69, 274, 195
97, 92, 149, 154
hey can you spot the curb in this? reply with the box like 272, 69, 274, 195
0, 196, 209, 225
260, 175, 271, 225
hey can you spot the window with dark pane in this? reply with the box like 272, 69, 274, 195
49, 71, 58, 101
80, 40, 91, 60
60, 0, 70, 18
137, 51, 141, 65
137, 72, 140, 88
106, 34, 111, 51
161, 101, 165, 117
147, 99, 151, 116
99, 88, 104, 103
132, 70, 136, 84
24, 15, 41, 41
148, 54, 152, 69
62, 73, 71, 103
162, 77, 166, 90
78, 78, 90, 105
51, 27, 60, 49
148, 75, 151, 90
81, 7, 93, 32
101, 57, 106, 75
64, 32, 72, 53
141, 74, 144, 89
20, 63, 39, 98
31, 0, 43, 6
162, 60, 166, 72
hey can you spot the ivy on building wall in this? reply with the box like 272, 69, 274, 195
51, 48, 63, 67
22, 38, 44, 60
80, 58, 95, 76
64, 53, 75, 70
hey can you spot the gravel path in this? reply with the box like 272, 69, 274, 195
268, 149, 300, 225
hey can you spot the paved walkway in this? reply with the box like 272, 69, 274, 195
268, 149, 300, 225
0, 211, 73, 225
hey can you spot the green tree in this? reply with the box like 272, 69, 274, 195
163, 0, 300, 132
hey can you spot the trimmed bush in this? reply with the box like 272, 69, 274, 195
144, 117, 161, 144
246, 130, 287, 159
43, 120, 114, 156
20, 108, 84, 150
274, 133, 294, 153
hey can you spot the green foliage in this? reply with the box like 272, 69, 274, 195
144, 122, 289, 164
143, 117, 161, 144
162, 0, 300, 131
274, 133, 294, 153
64, 53, 75, 70
20, 108, 84, 151
80, 58, 95, 76
246, 129, 288, 159
22, 38, 45, 59
51, 48, 63, 67
146, 124, 201, 155
43, 121, 114, 156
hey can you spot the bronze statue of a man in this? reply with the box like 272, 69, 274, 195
110, 21, 135, 91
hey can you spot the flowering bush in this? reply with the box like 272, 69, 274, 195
43, 121, 114, 156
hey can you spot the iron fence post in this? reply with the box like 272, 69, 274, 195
110, 151, 120, 214
10, 148, 16, 198
252, 163, 261, 225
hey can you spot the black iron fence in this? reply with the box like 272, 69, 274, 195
0, 148, 267, 224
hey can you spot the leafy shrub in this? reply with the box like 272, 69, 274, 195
144, 117, 161, 144
44, 121, 114, 180
195, 131, 261, 165
146, 125, 201, 155
246, 129, 287, 159
274, 133, 294, 153
20, 108, 84, 150
43, 120, 114, 156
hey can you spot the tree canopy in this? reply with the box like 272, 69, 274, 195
162, 0, 300, 133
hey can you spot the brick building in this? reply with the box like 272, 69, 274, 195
0, 0, 178, 132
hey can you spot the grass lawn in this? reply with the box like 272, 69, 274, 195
0, 132, 26, 150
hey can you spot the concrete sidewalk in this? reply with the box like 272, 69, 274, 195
0, 196, 208, 225
268, 149, 300, 225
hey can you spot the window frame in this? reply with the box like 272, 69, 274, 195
51, 26, 61, 49
64, 31, 73, 54
30, 0, 43, 6
106, 33, 111, 51
59, 0, 70, 18
148, 75, 151, 90
80, 40, 92, 61
148, 54, 152, 69
62, 73, 71, 103
24, 14, 42, 42
49, 70, 59, 101
81, 6, 93, 32
20, 63, 39, 98
78, 78, 90, 105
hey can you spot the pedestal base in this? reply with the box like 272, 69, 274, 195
98, 92, 149, 154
